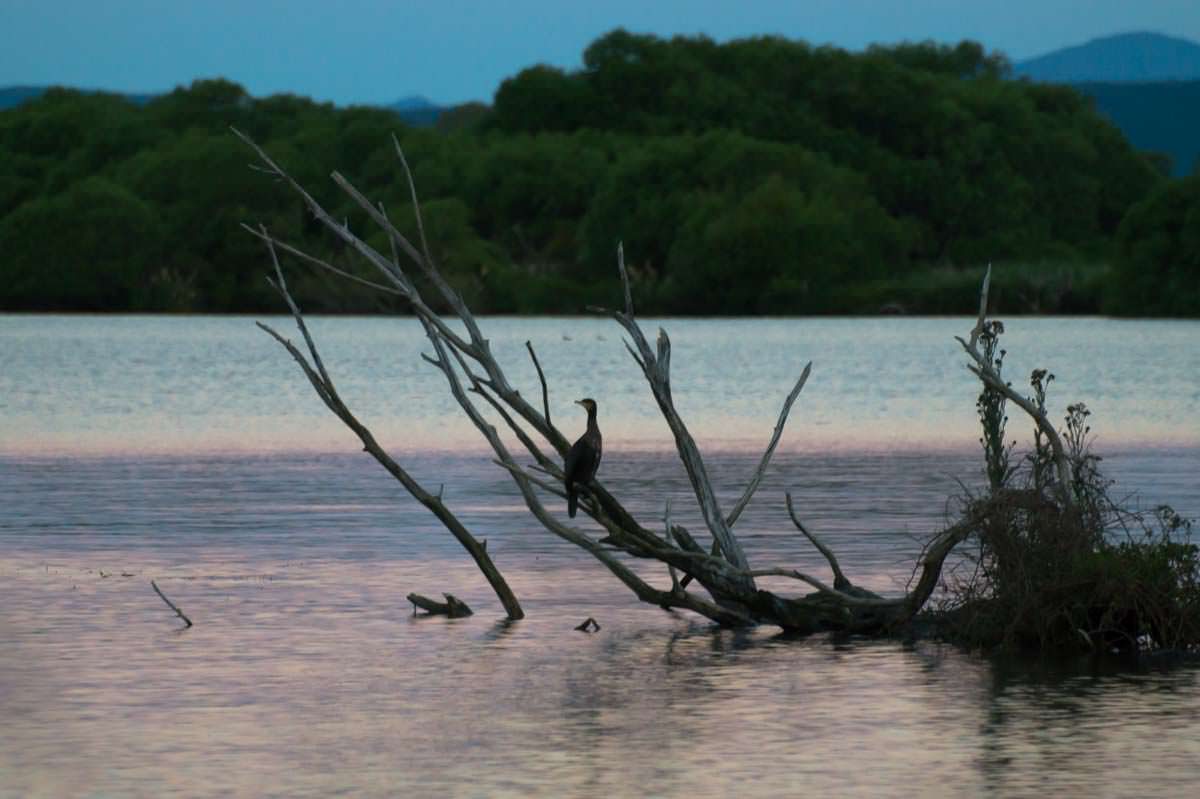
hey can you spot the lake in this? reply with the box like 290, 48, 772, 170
2, 313, 1199, 797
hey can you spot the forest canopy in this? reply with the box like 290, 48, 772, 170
0, 31, 1194, 315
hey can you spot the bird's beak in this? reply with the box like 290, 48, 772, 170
574, 400, 584, 406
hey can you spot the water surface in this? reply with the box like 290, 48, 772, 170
3, 314, 1197, 454
2, 314, 1198, 797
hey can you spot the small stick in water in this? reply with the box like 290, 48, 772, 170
151, 580, 193, 628
407, 592, 473, 618
574, 617, 601, 633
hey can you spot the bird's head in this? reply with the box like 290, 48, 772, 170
575, 398, 597, 415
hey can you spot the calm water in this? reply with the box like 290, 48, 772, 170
2, 314, 1199, 797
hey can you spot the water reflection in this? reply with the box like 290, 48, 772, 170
978, 657, 1200, 795
3, 544, 1199, 797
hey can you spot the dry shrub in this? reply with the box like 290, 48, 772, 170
933, 322, 1199, 653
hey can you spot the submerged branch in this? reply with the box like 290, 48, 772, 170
254, 242, 524, 621
408, 593, 473, 618
151, 580, 193, 629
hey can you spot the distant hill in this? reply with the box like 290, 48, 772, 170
1011, 33, 1200, 175
0, 85, 156, 110
1014, 31, 1200, 82
1075, 80, 1200, 176
0, 86, 48, 109
0, 84, 445, 126
386, 95, 443, 126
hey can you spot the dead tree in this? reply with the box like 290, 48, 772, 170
239, 130, 1062, 633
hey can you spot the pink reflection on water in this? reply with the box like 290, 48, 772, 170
3, 547, 1200, 798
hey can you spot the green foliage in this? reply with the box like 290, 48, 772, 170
842, 261, 1108, 314
579, 131, 904, 311
490, 66, 597, 133
1105, 176, 1200, 315
663, 172, 899, 313
0, 176, 164, 309
0, 33, 1184, 314
976, 320, 1013, 491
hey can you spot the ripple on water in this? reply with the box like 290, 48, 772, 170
1, 449, 1199, 797
2, 312, 1199, 796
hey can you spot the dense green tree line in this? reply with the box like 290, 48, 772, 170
0, 31, 1194, 315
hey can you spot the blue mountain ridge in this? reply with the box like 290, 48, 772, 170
1014, 31, 1200, 82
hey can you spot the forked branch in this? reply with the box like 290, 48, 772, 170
255, 233, 524, 621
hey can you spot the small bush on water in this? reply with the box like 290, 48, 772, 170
931, 322, 1199, 654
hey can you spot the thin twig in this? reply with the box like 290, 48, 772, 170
526, 341, 551, 428
785, 492, 850, 589
665, 499, 681, 593
617, 241, 633, 317
392, 134, 434, 268
151, 580, 193, 628
955, 265, 1074, 508
241, 224, 402, 296
726, 362, 812, 526
262, 227, 334, 390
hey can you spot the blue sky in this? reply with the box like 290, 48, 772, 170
4, 1, 1199, 105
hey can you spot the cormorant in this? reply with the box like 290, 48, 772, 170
564, 398, 602, 518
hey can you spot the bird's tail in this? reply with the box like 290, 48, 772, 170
568, 489, 578, 518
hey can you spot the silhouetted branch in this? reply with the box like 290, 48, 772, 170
151, 580, 193, 629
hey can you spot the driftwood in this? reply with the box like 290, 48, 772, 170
240, 129, 1061, 633
408, 593, 473, 618
248, 213, 523, 622
151, 580, 193, 629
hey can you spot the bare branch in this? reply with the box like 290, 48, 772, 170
665, 500, 681, 594
744, 568, 881, 605
617, 240, 633, 317
526, 341, 552, 428
956, 267, 1074, 508
622, 339, 646, 371
331, 170, 426, 277
408, 593, 473, 618
232, 128, 414, 293
257, 322, 339, 413
151, 580, 193, 628
241, 224, 402, 296
472, 383, 559, 475
726, 362, 812, 527
968, 263, 992, 350
262, 227, 334, 390
255, 265, 524, 620
785, 492, 850, 590
233, 128, 484, 363
611, 296, 753, 576
392, 134, 435, 267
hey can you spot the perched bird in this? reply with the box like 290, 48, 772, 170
564, 398, 602, 518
